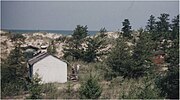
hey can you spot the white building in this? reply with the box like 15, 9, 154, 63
28, 52, 67, 83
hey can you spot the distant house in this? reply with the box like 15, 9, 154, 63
27, 52, 67, 83
21, 45, 39, 53
152, 50, 169, 71
152, 50, 165, 65
21, 45, 40, 60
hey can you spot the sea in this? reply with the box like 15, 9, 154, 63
3, 29, 99, 36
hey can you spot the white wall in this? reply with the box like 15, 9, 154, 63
33, 55, 67, 83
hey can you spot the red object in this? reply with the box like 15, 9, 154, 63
152, 55, 165, 65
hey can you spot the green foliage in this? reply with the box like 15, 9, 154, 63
66, 82, 72, 93
40, 83, 58, 99
1, 45, 27, 97
99, 27, 108, 38
64, 25, 107, 62
99, 27, 107, 34
10, 33, 26, 42
120, 77, 162, 99
63, 25, 88, 60
82, 38, 97, 62
42, 83, 57, 94
28, 73, 43, 99
156, 39, 179, 99
55, 35, 66, 42
47, 40, 57, 54
65, 81, 74, 98
107, 30, 156, 78
146, 15, 156, 32
156, 13, 170, 33
137, 78, 162, 99
1, 76, 26, 97
72, 25, 88, 40
79, 74, 102, 99
24, 50, 34, 60
63, 41, 84, 61
132, 31, 155, 77
121, 19, 132, 38
147, 13, 171, 41
170, 14, 179, 39
106, 37, 132, 77
145, 13, 179, 99
83, 36, 108, 62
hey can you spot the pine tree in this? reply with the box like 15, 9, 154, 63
63, 25, 88, 60
72, 25, 88, 40
146, 15, 156, 32
132, 31, 155, 77
83, 35, 107, 62
107, 30, 155, 78
1, 44, 27, 97
106, 37, 132, 77
121, 19, 132, 38
157, 38, 179, 99
99, 27, 107, 34
156, 13, 170, 39
170, 15, 179, 39
156, 13, 170, 33
3, 44, 26, 79
79, 74, 102, 99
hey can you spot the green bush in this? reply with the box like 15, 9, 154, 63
1, 45, 27, 98
10, 33, 25, 42
79, 73, 102, 99
106, 31, 155, 79
41, 83, 58, 99
47, 40, 57, 54
119, 77, 162, 99
1, 80, 25, 98
28, 73, 43, 99
137, 77, 162, 99
156, 66, 179, 99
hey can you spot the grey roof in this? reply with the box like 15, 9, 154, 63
21, 45, 39, 51
28, 52, 49, 66
154, 50, 165, 56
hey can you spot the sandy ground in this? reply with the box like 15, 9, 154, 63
0, 30, 120, 62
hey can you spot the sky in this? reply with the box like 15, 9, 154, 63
1, 1, 179, 31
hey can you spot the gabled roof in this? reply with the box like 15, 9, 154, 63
28, 52, 49, 66
21, 45, 39, 51
154, 50, 165, 56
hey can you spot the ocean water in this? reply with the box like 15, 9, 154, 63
5, 30, 99, 36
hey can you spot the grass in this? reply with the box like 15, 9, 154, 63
1, 56, 162, 99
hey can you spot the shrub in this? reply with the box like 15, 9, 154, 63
106, 38, 132, 78
28, 73, 43, 99
106, 31, 155, 79
82, 36, 108, 62
119, 77, 162, 99
1, 45, 27, 98
137, 78, 162, 99
156, 38, 179, 99
47, 40, 57, 54
41, 83, 58, 99
1, 80, 25, 98
10, 33, 25, 42
79, 73, 102, 99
